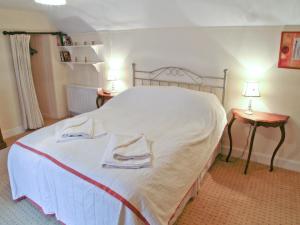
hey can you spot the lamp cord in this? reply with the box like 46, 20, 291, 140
219, 124, 253, 162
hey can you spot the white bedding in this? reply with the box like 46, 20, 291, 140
8, 86, 227, 225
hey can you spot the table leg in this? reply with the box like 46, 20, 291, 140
270, 124, 285, 172
226, 117, 236, 162
96, 96, 101, 108
244, 122, 257, 174
100, 98, 105, 107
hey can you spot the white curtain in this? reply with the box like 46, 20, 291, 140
10, 34, 44, 129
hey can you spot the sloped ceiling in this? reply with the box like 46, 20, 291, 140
1, 0, 300, 33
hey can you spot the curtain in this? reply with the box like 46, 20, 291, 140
10, 34, 44, 129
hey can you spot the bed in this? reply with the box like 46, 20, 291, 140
8, 64, 228, 225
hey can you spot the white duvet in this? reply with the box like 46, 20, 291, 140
8, 86, 227, 225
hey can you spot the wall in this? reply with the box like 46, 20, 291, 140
0, 8, 68, 137
69, 26, 300, 171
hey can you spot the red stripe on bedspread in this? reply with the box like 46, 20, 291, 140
15, 141, 150, 225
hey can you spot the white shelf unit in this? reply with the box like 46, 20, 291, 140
58, 44, 104, 72
61, 61, 104, 72
58, 44, 103, 53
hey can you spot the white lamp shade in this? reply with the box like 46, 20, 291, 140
35, 0, 66, 5
243, 82, 260, 97
107, 69, 118, 81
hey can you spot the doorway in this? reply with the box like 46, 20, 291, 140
30, 35, 58, 120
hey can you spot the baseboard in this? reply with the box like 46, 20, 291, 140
222, 145, 300, 172
2, 126, 25, 139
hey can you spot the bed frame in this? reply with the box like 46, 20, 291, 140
132, 63, 228, 105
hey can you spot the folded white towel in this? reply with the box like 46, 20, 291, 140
102, 158, 151, 169
57, 117, 107, 142
62, 118, 93, 138
102, 134, 152, 169
113, 135, 151, 161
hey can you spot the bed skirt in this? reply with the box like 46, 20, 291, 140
169, 143, 221, 225
9, 142, 222, 225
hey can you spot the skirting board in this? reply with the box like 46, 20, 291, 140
221, 145, 300, 172
2, 126, 25, 139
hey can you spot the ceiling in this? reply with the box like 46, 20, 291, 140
0, 0, 300, 33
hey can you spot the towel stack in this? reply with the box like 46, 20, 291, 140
57, 116, 106, 142
57, 116, 152, 169
102, 134, 152, 169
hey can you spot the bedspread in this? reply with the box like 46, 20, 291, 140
8, 87, 227, 225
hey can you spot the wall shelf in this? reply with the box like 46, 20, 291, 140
58, 43, 104, 73
58, 44, 103, 55
58, 44, 103, 48
60, 61, 104, 72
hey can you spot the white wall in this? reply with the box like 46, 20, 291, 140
0, 8, 68, 137
69, 26, 300, 171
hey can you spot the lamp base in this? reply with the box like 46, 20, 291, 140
244, 110, 253, 115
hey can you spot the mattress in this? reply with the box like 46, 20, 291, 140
8, 87, 227, 225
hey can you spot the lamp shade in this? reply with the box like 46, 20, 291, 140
242, 82, 260, 97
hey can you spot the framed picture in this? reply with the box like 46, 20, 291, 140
60, 51, 71, 62
278, 31, 300, 69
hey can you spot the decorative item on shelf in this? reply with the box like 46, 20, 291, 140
74, 56, 78, 62
91, 41, 95, 45
107, 69, 119, 93
278, 32, 300, 69
74, 41, 78, 46
242, 81, 260, 115
84, 56, 87, 63
59, 51, 64, 61
60, 51, 71, 62
84, 41, 87, 45
63, 35, 73, 46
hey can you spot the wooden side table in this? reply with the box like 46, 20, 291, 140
0, 128, 7, 150
226, 108, 289, 174
96, 90, 114, 108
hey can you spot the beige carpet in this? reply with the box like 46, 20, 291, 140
1, 147, 300, 225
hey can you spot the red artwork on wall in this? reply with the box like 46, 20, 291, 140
278, 32, 300, 69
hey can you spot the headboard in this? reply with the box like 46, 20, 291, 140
132, 63, 228, 105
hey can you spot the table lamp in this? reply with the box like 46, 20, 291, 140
107, 69, 118, 93
242, 81, 260, 115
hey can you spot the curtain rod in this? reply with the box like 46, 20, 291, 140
2, 31, 67, 36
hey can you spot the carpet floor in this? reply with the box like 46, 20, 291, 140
1, 147, 300, 225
